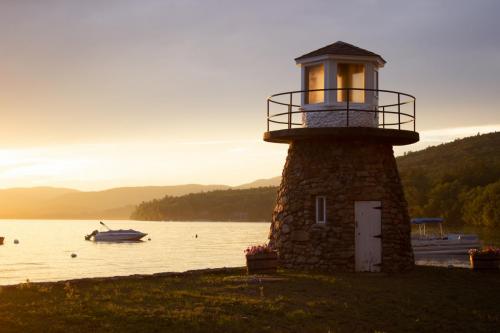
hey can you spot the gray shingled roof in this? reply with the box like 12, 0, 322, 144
295, 41, 386, 63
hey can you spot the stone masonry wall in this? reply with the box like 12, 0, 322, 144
268, 139, 414, 272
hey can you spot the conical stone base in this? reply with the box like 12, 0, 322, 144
269, 139, 414, 272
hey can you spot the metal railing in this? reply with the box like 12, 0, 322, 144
266, 88, 416, 132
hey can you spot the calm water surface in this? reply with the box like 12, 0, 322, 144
1, 220, 498, 285
0, 220, 269, 285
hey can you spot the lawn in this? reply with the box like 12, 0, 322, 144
0, 266, 498, 332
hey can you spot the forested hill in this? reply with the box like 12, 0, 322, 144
131, 132, 500, 226
398, 131, 500, 227
130, 187, 277, 222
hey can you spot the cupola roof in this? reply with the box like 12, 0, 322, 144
295, 41, 386, 64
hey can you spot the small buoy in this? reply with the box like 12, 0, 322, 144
71, 253, 77, 258
14, 239, 19, 244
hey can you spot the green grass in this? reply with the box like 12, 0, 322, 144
0, 266, 499, 332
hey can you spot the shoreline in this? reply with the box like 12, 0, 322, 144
0, 218, 271, 222
0, 266, 242, 288
0, 260, 474, 288
0, 257, 473, 287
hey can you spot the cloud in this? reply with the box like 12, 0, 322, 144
178, 140, 260, 145
394, 124, 500, 156
420, 124, 500, 143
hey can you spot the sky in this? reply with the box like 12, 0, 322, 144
0, 0, 499, 190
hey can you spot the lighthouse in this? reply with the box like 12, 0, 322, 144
266, 41, 419, 272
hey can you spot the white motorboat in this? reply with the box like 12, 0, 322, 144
85, 222, 147, 242
411, 218, 481, 255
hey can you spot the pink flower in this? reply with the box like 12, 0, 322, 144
469, 246, 500, 257
244, 243, 274, 255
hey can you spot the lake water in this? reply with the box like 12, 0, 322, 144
1, 220, 498, 285
0, 220, 269, 285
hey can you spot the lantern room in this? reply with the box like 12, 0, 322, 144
296, 41, 385, 127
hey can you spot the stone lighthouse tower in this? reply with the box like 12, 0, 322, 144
266, 41, 419, 272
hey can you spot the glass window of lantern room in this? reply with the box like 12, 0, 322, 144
316, 196, 326, 224
337, 63, 365, 103
305, 64, 324, 104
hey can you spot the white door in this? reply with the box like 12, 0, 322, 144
355, 201, 382, 272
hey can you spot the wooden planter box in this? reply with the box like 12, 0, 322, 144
246, 251, 278, 274
470, 255, 500, 271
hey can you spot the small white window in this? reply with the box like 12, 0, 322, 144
316, 196, 326, 224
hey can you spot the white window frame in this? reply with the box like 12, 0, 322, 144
336, 62, 366, 104
304, 63, 326, 105
315, 196, 327, 224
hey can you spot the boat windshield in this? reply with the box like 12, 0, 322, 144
411, 217, 445, 239
411, 218, 444, 225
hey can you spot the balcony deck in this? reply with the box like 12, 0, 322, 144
264, 127, 419, 145
264, 88, 419, 146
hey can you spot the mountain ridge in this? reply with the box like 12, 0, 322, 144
0, 180, 282, 220
0, 184, 230, 219
2, 132, 498, 223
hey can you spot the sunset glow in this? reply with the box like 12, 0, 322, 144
1, 0, 499, 190
1, 1, 500, 331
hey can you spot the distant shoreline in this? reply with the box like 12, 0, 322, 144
0, 218, 270, 222
1, 266, 240, 287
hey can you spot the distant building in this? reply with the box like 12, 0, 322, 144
265, 41, 419, 272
